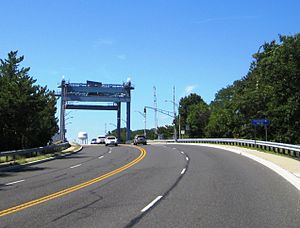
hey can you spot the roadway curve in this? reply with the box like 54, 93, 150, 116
0, 144, 299, 227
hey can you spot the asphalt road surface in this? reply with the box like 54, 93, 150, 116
0, 144, 299, 227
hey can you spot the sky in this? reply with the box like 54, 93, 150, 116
1, 0, 299, 142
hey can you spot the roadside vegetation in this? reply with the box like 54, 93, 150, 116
126, 34, 300, 144
178, 34, 300, 144
0, 143, 80, 166
0, 51, 58, 152
1, 33, 299, 149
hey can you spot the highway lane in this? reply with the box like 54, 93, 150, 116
0, 144, 187, 227
0, 145, 143, 212
136, 144, 300, 227
1, 144, 300, 227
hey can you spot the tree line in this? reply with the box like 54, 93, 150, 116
111, 34, 299, 144
175, 34, 300, 144
1, 33, 299, 149
0, 51, 58, 151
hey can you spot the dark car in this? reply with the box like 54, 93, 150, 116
133, 135, 147, 145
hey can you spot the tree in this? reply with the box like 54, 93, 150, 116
179, 93, 209, 138
0, 51, 58, 151
157, 125, 174, 139
207, 34, 300, 143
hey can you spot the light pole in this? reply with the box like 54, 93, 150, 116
135, 110, 146, 137
165, 100, 181, 140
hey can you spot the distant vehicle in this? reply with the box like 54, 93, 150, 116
133, 135, 147, 145
91, 138, 97, 144
105, 136, 118, 146
96, 136, 106, 144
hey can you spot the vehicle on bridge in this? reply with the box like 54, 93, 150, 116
105, 136, 118, 146
133, 135, 147, 145
96, 135, 106, 144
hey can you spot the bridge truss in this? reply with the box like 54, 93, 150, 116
58, 79, 134, 142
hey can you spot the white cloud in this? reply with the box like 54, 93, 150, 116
185, 85, 197, 94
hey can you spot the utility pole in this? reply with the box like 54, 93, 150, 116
135, 110, 147, 137
173, 86, 177, 142
144, 107, 147, 137
153, 86, 158, 137
59, 78, 66, 142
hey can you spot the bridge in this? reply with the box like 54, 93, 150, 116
1, 81, 300, 227
57, 79, 134, 142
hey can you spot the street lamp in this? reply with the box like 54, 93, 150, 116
135, 110, 146, 137
165, 100, 181, 140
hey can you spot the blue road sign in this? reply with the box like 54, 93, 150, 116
251, 119, 271, 126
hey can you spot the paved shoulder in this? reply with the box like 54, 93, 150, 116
186, 143, 300, 191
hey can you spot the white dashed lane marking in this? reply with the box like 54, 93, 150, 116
70, 164, 82, 169
141, 196, 163, 213
5, 180, 25, 186
181, 168, 186, 175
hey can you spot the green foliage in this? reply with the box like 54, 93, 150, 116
110, 128, 157, 142
113, 34, 300, 144
207, 34, 300, 144
0, 51, 58, 151
157, 125, 174, 139
179, 93, 209, 138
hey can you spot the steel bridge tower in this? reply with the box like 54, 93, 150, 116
58, 79, 134, 143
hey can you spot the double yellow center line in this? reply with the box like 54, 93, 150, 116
0, 145, 146, 217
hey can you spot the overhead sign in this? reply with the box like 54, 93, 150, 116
251, 119, 271, 126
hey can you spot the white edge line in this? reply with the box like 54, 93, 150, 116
189, 143, 300, 192
181, 168, 186, 175
242, 152, 300, 191
70, 164, 82, 169
6, 179, 25, 186
181, 151, 185, 154
186, 157, 189, 161
98, 156, 104, 159
141, 196, 163, 212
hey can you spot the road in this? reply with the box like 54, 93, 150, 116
0, 144, 299, 227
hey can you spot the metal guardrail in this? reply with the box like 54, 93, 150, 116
0, 142, 70, 162
153, 138, 300, 158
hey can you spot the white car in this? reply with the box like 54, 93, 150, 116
105, 136, 118, 146
96, 136, 106, 144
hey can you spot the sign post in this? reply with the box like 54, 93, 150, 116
251, 119, 271, 141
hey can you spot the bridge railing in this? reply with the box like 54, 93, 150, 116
153, 138, 300, 158
0, 142, 70, 163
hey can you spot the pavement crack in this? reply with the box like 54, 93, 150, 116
124, 154, 190, 228
51, 192, 104, 223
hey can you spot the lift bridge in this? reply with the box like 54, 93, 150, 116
57, 79, 134, 143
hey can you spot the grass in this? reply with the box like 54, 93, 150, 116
0, 143, 81, 166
